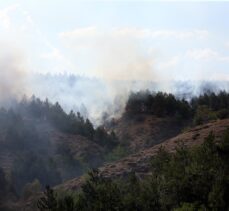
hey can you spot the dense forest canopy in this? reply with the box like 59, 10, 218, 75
125, 90, 229, 124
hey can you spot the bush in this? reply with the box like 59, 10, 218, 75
105, 145, 130, 162
217, 109, 229, 119
22, 179, 42, 200
193, 105, 217, 125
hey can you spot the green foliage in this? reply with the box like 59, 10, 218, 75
37, 186, 58, 211
126, 91, 192, 119
94, 128, 118, 150
191, 91, 229, 111
0, 96, 120, 202
174, 202, 204, 211
27, 97, 94, 140
56, 195, 76, 211
193, 105, 217, 125
105, 144, 130, 162
22, 179, 42, 200
126, 91, 229, 125
22, 96, 119, 149
38, 130, 229, 211
55, 143, 84, 180
77, 169, 124, 211
216, 109, 229, 119
11, 153, 62, 194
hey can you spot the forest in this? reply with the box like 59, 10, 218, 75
0, 96, 118, 201
1, 91, 229, 210
37, 130, 229, 211
125, 90, 229, 124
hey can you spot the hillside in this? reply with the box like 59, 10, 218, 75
18, 118, 229, 211
58, 118, 229, 191
2, 91, 229, 210
0, 97, 120, 210
109, 114, 187, 151
0, 121, 104, 177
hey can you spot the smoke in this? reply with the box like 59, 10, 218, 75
59, 27, 161, 81
55, 28, 163, 124
0, 39, 228, 126
0, 44, 28, 104
94, 38, 157, 81
0, 45, 228, 126
0, 5, 228, 125
27, 74, 139, 124
26, 72, 229, 126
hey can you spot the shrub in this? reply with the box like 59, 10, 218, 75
22, 179, 42, 200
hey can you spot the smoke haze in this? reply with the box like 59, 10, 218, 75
0, 42, 228, 125
0, 44, 28, 104
0, 45, 228, 125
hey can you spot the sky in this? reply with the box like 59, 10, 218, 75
0, 0, 229, 81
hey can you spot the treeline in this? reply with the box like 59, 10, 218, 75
191, 91, 229, 111
37, 130, 229, 211
191, 92, 229, 124
126, 91, 192, 118
14, 96, 118, 149
125, 91, 229, 123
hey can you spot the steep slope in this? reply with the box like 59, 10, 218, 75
0, 121, 105, 210
0, 120, 104, 180
59, 118, 229, 191
108, 114, 187, 152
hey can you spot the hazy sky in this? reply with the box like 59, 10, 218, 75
0, 1, 229, 81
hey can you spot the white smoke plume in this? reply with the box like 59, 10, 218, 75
0, 37, 228, 126
0, 44, 28, 104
